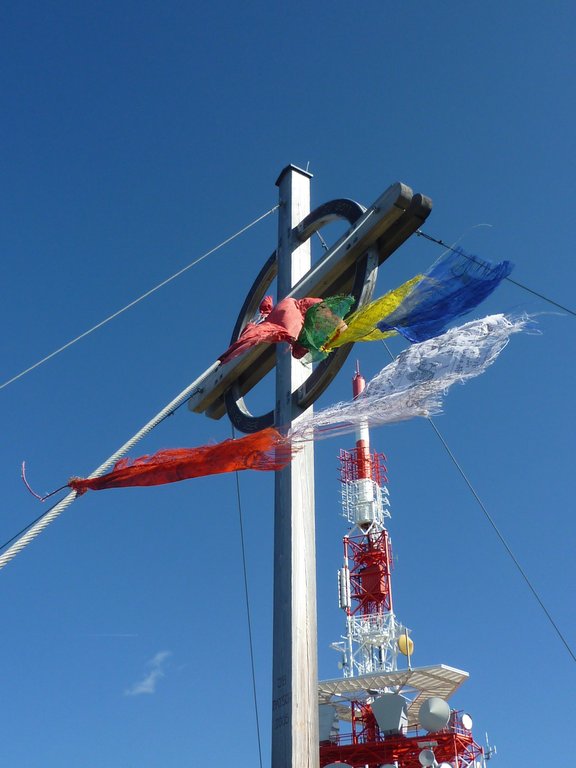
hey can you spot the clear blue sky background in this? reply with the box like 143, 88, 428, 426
1, 2, 574, 766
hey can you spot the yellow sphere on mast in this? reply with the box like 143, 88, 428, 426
398, 633, 414, 656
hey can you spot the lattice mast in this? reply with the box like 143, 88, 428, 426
333, 364, 408, 677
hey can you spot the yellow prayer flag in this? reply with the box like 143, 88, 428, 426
325, 275, 423, 349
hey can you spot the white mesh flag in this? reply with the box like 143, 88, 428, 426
290, 314, 527, 442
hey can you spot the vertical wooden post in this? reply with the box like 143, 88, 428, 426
271, 165, 319, 768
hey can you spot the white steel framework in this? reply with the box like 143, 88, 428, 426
332, 436, 410, 678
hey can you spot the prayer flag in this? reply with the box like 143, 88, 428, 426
376, 248, 514, 342
68, 427, 295, 494
290, 314, 526, 441
325, 248, 513, 351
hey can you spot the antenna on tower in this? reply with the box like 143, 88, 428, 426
330, 364, 410, 676
485, 732, 497, 760
321, 370, 491, 767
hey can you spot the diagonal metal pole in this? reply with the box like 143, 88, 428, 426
271, 165, 319, 768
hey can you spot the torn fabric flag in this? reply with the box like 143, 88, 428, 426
68, 428, 295, 494
296, 295, 355, 360
218, 296, 323, 364
325, 276, 423, 349
375, 247, 514, 342
324, 248, 513, 350
290, 314, 526, 442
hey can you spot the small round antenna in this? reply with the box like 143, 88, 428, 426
418, 749, 437, 767
324, 764, 353, 768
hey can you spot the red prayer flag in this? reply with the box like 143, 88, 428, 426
68, 428, 295, 494
218, 296, 322, 364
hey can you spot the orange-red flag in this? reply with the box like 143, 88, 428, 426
68, 427, 294, 494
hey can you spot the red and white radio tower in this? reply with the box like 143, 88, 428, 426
332, 362, 409, 676
318, 364, 492, 768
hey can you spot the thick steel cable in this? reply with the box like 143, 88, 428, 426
0, 502, 63, 554
1, 205, 279, 391
0, 363, 219, 570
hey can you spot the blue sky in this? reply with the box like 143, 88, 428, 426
1, 1, 574, 766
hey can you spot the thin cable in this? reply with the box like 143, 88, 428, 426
380, 338, 575, 662
427, 416, 576, 663
0, 499, 63, 554
416, 229, 576, 317
1, 205, 279, 392
231, 426, 264, 768
315, 230, 330, 251
500, 274, 576, 316
19, 391, 201, 502
0, 362, 220, 571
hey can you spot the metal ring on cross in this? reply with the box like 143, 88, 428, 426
224, 198, 379, 433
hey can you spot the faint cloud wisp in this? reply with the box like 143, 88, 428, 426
124, 650, 172, 696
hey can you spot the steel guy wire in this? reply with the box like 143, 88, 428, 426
0, 362, 220, 570
1, 205, 279, 392
231, 425, 264, 768
380, 337, 576, 664
416, 229, 576, 317
0, 501, 62, 554
426, 415, 576, 664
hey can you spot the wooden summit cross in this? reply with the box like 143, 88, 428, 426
187, 166, 432, 768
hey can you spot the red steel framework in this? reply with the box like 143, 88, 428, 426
319, 722, 483, 768
338, 448, 388, 486
345, 530, 394, 617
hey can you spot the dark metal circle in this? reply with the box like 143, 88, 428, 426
225, 199, 378, 433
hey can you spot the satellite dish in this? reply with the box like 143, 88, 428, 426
418, 696, 451, 732
461, 712, 473, 730
397, 633, 414, 656
324, 764, 353, 768
418, 749, 437, 767
438, 764, 454, 768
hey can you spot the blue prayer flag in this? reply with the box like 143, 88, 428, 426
376, 248, 513, 342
